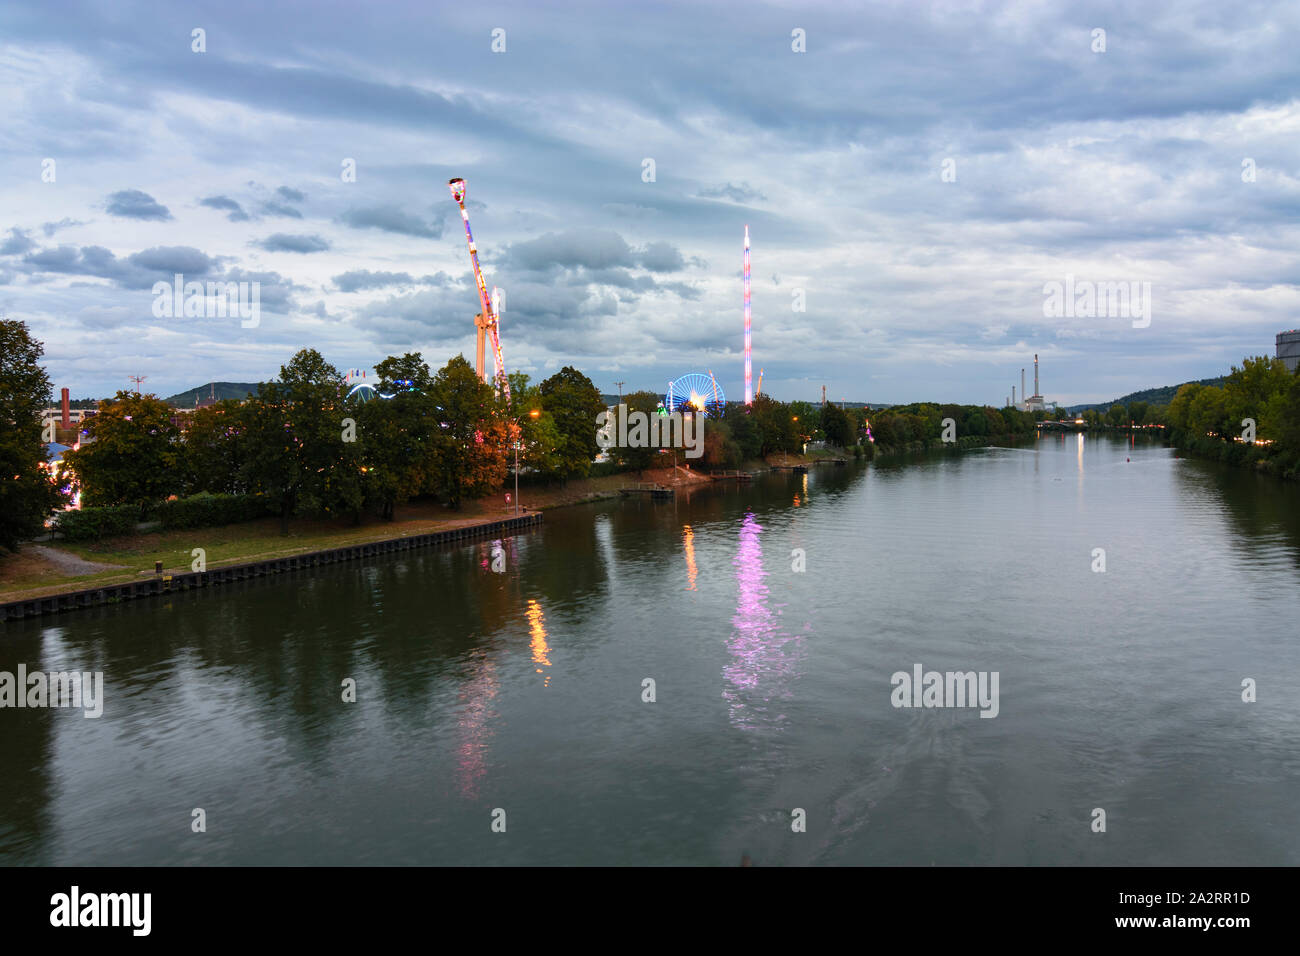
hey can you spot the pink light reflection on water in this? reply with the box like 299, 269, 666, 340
724, 511, 804, 732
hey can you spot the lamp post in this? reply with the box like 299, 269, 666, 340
513, 409, 540, 514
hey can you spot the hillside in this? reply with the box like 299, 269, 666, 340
1064, 376, 1227, 414
163, 382, 262, 406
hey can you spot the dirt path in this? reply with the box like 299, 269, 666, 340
24, 545, 124, 576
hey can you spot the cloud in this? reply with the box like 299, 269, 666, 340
105, 189, 172, 220
275, 186, 306, 203
256, 234, 330, 253
638, 241, 686, 273
339, 206, 442, 238
698, 182, 767, 204
41, 218, 86, 237
260, 200, 303, 219
200, 195, 250, 221
22, 243, 220, 289
1, 228, 35, 256
334, 269, 414, 291
507, 230, 635, 271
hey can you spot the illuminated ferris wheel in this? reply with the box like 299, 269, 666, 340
666, 371, 726, 417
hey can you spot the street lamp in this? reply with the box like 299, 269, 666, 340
513, 409, 540, 514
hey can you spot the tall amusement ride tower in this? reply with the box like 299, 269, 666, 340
743, 225, 752, 404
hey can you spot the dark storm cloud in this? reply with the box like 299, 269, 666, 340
256, 234, 330, 253
338, 206, 443, 239
200, 195, 250, 221
105, 189, 172, 221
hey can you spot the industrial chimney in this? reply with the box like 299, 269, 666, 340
61, 387, 70, 429
1012, 385, 1016, 406
1034, 354, 1039, 397
1021, 368, 1025, 404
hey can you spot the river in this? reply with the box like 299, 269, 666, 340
3, 434, 1298, 865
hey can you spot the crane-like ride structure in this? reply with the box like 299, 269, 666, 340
448, 177, 511, 404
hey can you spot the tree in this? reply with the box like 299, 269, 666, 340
64, 391, 181, 516
0, 319, 65, 552
240, 349, 360, 531
1187, 386, 1229, 439
428, 355, 506, 507
615, 390, 663, 474
821, 402, 854, 448
1166, 383, 1203, 434
374, 352, 435, 393
359, 355, 439, 519
539, 366, 605, 480
1224, 356, 1292, 440
180, 400, 247, 495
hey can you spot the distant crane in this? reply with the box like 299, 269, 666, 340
448, 177, 510, 403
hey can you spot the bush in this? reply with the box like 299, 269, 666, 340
54, 504, 139, 541
155, 493, 272, 530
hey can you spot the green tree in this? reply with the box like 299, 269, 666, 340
358, 355, 438, 519
179, 400, 247, 495
429, 355, 507, 507
0, 319, 66, 552
1187, 386, 1230, 439
64, 391, 181, 516
821, 401, 854, 448
615, 390, 663, 474
1224, 356, 1292, 440
240, 349, 361, 531
1166, 383, 1203, 434
539, 366, 605, 480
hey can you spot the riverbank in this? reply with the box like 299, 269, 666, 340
1169, 432, 1300, 482
0, 446, 857, 608
868, 432, 1032, 459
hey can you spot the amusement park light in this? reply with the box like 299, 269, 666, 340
529, 409, 540, 418
448, 178, 467, 203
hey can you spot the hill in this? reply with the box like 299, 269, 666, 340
1064, 376, 1227, 414
163, 382, 262, 406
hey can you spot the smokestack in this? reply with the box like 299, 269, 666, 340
1012, 385, 1016, 406
1034, 354, 1039, 397
1021, 368, 1025, 403
61, 387, 70, 429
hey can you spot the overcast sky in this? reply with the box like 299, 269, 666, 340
2, 0, 1298, 406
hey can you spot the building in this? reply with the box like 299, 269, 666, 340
1012, 354, 1048, 411
1277, 330, 1300, 374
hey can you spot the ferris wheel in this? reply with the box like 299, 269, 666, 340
666, 371, 726, 417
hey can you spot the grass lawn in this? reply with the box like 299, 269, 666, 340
0, 475, 636, 604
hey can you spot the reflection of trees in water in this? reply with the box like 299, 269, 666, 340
724, 511, 804, 733
1177, 457, 1300, 570
0, 626, 55, 863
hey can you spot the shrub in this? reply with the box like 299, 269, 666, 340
54, 504, 139, 541
155, 493, 272, 530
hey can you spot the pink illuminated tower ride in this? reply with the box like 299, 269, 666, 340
448, 177, 510, 404
743, 225, 752, 405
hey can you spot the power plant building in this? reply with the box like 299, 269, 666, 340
1278, 330, 1300, 374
